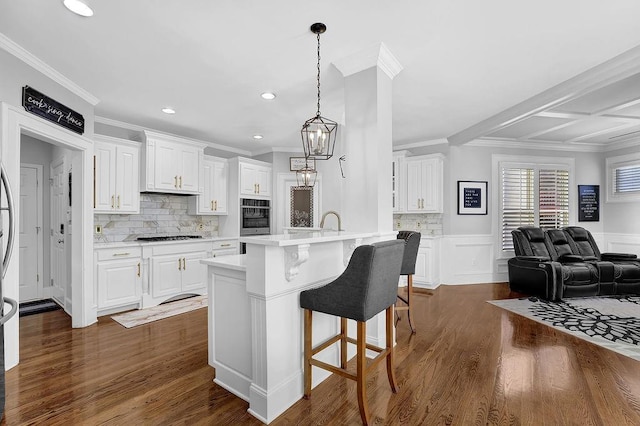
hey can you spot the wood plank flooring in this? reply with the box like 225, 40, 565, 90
3, 283, 640, 425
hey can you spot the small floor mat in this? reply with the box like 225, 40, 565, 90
111, 295, 207, 328
19, 299, 62, 317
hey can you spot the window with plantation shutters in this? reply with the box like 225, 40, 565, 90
606, 153, 640, 202
500, 164, 570, 251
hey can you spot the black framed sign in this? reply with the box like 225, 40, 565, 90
578, 185, 600, 222
22, 86, 85, 134
457, 180, 487, 215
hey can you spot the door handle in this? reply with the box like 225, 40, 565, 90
112, 195, 115, 209
178, 258, 182, 270
211, 200, 214, 211
179, 176, 182, 188
182, 258, 186, 270
174, 176, 178, 188
214, 200, 217, 211
137, 262, 141, 277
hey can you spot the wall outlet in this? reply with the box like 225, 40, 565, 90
95, 225, 102, 234
197, 223, 204, 231
416, 222, 421, 229
396, 221, 401, 229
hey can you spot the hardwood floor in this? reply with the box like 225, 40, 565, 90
4, 283, 640, 425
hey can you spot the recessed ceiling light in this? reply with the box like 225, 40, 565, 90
63, 0, 94, 17
162, 107, 176, 114
261, 92, 276, 100
253, 135, 263, 140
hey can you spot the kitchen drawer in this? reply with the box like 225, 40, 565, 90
213, 239, 237, 250
96, 247, 142, 261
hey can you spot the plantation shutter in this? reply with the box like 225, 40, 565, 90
538, 169, 569, 229
614, 165, 640, 193
501, 167, 534, 250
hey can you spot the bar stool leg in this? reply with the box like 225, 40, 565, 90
407, 274, 416, 333
356, 321, 370, 425
304, 309, 312, 398
340, 318, 347, 369
386, 306, 398, 392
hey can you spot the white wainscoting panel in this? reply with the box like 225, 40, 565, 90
440, 235, 507, 285
603, 233, 640, 256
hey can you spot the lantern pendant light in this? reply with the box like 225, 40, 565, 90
301, 23, 338, 161
296, 158, 318, 187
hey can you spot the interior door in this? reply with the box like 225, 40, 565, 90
50, 158, 67, 305
18, 166, 40, 302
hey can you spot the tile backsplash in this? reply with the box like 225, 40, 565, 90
94, 193, 219, 243
393, 213, 443, 236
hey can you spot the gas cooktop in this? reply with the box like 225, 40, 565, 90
136, 235, 204, 242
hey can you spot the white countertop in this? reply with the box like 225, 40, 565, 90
239, 231, 377, 247
201, 254, 246, 271
94, 236, 237, 249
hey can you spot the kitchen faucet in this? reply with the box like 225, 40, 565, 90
319, 211, 342, 231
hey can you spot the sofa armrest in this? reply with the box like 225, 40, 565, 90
508, 257, 562, 301
513, 255, 550, 262
601, 252, 638, 261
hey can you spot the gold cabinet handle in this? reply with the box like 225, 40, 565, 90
137, 262, 141, 277
117, 195, 121, 209
112, 252, 130, 257
178, 258, 182, 270
214, 200, 217, 211
179, 176, 183, 188
174, 176, 178, 188
111, 195, 115, 209
220, 243, 231, 247
257, 184, 260, 193
182, 258, 186, 270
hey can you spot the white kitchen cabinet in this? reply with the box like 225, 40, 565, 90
392, 151, 408, 213
189, 156, 228, 215
413, 237, 440, 289
240, 162, 272, 197
150, 250, 208, 298
94, 136, 140, 214
141, 130, 205, 194
94, 247, 142, 312
405, 154, 443, 213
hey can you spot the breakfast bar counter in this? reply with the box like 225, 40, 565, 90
202, 231, 386, 424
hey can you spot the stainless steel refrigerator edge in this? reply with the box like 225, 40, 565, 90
0, 163, 17, 419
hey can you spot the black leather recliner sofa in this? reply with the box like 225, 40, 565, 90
508, 226, 640, 301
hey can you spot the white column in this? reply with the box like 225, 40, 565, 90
334, 42, 403, 234
334, 43, 403, 344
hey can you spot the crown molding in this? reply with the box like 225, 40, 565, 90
334, 42, 403, 80
469, 136, 640, 153
0, 32, 100, 106
96, 115, 251, 156
448, 44, 640, 146
394, 138, 449, 151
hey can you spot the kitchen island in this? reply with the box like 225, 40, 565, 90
202, 231, 389, 424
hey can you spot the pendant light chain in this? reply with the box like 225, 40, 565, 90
316, 32, 322, 117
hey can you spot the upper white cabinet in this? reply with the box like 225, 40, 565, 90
141, 130, 205, 194
405, 154, 443, 213
240, 162, 272, 197
94, 136, 140, 214
189, 156, 228, 215
392, 151, 408, 213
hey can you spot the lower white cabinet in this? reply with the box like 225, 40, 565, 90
95, 238, 239, 314
95, 247, 142, 313
412, 237, 440, 289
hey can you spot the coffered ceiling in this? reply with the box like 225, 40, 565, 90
2, 1, 640, 154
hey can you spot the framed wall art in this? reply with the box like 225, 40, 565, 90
457, 180, 487, 215
290, 157, 316, 171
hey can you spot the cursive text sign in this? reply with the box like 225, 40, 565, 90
22, 86, 85, 134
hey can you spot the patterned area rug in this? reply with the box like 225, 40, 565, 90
111, 295, 207, 328
489, 295, 640, 361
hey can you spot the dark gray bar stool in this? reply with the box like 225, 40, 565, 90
299, 239, 405, 425
396, 231, 421, 333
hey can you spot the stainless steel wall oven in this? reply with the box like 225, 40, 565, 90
240, 198, 270, 236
